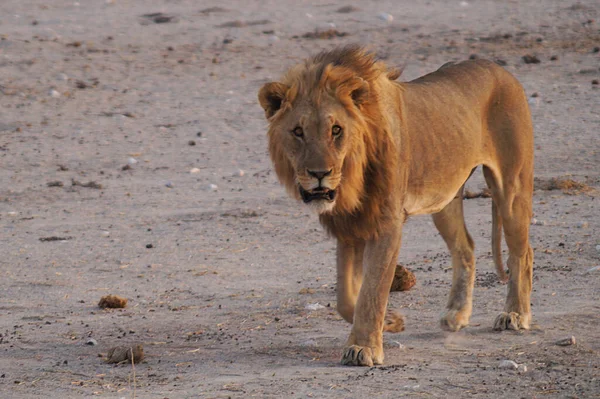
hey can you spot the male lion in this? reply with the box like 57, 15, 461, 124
258, 46, 534, 367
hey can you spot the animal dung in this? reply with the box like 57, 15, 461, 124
98, 295, 128, 309
390, 264, 417, 292
106, 344, 144, 364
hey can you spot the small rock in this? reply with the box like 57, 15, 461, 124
576, 221, 589, 228
106, 344, 144, 364
592, 79, 599, 86
49, 89, 61, 98
165, 181, 174, 188
337, 6, 359, 13
377, 12, 393, 22
298, 287, 315, 295
101, 231, 110, 237
85, 338, 98, 346
550, 55, 559, 61
459, 1, 469, 6
517, 364, 528, 373
127, 157, 138, 165
586, 266, 600, 274
146, 243, 153, 249
595, 244, 600, 253
57, 73, 69, 81
555, 336, 576, 346
498, 360, 519, 370
188, 140, 196, 146
233, 169, 245, 177
390, 264, 417, 292
190, 168, 201, 174
531, 218, 546, 226
267, 35, 280, 44
522, 55, 541, 64
300, 339, 318, 347
205, 183, 218, 191
305, 303, 325, 311
98, 295, 127, 309
47, 181, 64, 187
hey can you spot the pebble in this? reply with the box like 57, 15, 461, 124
233, 169, 245, 177
56, 73, 68, 81
460, 1, 469, 6
101, 231, 110, 237
267, 35, 280, 44
300, 339, 318, 347
49, 89, 61, 98
576, 221, 588, 228
165, 181, 174, 188
498, 360, 519, 370
190, 168, 201, 174
305, 303, 325, 311
205, 183, 218, 191
85, 338, 98, 346
517, 364, 528, 373
595, 244, 600, 253
531, 218, 546, 226
586, 266, 600, 274
555, 336, 576, 346
377, 12, 393, 22
127, 157, 138, 165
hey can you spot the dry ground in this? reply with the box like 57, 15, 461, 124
1, 1, 599, 398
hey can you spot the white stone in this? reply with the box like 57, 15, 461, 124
305, 303, 325, 311
49, 89, 61, 98
233, 169, 245, 177
127, 157, 138, 165
102, 231, 110, 237
595, 244, 600, 253
517, 364, 528, 373
205, 183, 218, 191
377, 12, 393, 22
57, 73, 68, 81
498, 360, 519, 370
267, 35, 279, 44
586, 266, 600, 274
460, 1, 469, 7
190, 168, 201, 174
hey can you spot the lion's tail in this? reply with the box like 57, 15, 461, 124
492, 200, 509, 283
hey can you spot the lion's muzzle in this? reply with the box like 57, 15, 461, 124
299, 186, 337, 203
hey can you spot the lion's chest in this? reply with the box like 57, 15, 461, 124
403, 190, 458, 216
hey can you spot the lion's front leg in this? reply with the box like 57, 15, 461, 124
336, 239, 365, 324
340, 225, 402, 367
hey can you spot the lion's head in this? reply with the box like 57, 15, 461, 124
258, 46, 400, 222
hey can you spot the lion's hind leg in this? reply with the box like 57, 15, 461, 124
432, 186, 476, 332
483, 165, 534, 331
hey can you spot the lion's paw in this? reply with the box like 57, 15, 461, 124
493, 312, 530, 331
341, 345, 382, 367
384, 310, 405, 333
440, 309, 470, 332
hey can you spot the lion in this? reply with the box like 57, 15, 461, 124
258, 46, 534, 367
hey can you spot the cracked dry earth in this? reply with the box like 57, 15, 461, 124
1, 0, 599, 398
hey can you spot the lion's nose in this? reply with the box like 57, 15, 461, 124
307, 169, 332, 180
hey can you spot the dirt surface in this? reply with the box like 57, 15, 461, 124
1, 1, 599, 397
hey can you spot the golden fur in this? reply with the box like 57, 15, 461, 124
259, 46, 534, 366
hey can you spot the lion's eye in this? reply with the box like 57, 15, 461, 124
332, 125, 343, 137
292, 126, 304, 137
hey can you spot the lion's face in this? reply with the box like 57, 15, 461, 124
259, 71, 370, 215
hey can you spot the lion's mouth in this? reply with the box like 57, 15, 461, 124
299, 186, 336, 203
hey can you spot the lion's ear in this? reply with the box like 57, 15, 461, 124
258, 82, 289, 119
337, 77, 369, 108
350, 79, 369, 107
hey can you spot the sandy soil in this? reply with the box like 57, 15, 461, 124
1, 1, 599, 397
